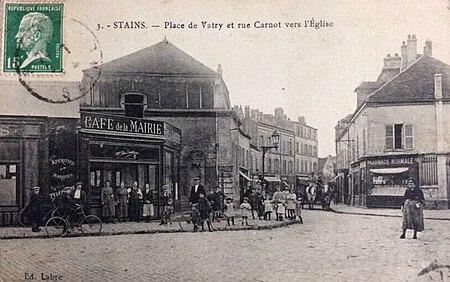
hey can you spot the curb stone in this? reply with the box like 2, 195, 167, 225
0, 219, 301, 240
330, 208, 450, 221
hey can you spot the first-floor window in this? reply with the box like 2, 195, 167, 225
385, 124, 414, 150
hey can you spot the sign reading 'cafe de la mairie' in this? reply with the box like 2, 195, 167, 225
81, 112, 164, 136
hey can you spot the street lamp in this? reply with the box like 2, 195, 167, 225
261, 131, 280, 194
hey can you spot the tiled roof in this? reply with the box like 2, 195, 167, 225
367, 56, 450, 103
86, 39, 217, 76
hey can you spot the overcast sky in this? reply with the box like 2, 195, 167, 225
3, 0, 449, 157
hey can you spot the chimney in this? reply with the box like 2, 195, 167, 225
407, 34, 417, 66
217, 64, 223, 76
274, 107, 284, 118
423, 40, 432, 57
383, 53, 401, 70
298, 116, 306, 124
434, 74, 443, 100
400, 41, 408, 71
250, 109, 258, 119
244, 105, 250, 119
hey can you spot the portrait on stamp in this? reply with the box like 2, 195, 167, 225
2, 3, 63, 73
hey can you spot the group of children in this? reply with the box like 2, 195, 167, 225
198, 188, 303, 229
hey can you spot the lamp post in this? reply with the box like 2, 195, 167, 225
261, 131, 280, 194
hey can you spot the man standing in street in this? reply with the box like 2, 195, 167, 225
28, 186, 43, 232
189, 177, 206, 205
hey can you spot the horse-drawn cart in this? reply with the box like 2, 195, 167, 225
301, 183, 331, 210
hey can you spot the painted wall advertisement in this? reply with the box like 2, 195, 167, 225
48, 121, 78, 199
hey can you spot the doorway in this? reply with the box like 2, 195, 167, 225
89, 162, 160, 218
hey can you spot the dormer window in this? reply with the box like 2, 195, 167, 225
121, 93, 147, 118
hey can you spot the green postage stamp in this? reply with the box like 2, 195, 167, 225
2, 2, 63, 73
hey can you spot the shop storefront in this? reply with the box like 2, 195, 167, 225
352, 154, 418, 208
0, 117, 47, 225
78, 112, 181, 219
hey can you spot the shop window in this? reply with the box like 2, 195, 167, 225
115, 171, 122, 187
164, 151, 174, 188
90, 144, 159, 161
0, 164, 17, 206
0, 141, 20, 160
385, 124, 414, 150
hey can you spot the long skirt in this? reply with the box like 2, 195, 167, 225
102, 197, 116, 217
142, 203, 154, 217
402, 199, 424, 231
116, 199, 128, 218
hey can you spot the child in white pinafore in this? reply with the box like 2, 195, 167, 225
224, 197, 235, 226
276, 200, 286, 221
240, 197, 251, 226
263, 197, 273, 221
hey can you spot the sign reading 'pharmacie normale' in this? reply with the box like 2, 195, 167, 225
81, 112, 164, 136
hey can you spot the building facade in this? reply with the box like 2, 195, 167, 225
0, 39, 246, 225
238, 106, 319, 194
335, 35, 450, 209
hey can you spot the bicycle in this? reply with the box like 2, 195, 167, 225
18, 201, 61, 227
178, 210, 228, 232
45, 204, 102, 238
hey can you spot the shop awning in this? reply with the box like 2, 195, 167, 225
239, 170, 252, 181
328, 174, 341, 183
369, 167, 409, 174
369, 186, 407, 196
264, 176, 281, 182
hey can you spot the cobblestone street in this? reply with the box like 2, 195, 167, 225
1, 210, 450, 282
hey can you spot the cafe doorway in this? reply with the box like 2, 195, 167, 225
89, 161, 160, 218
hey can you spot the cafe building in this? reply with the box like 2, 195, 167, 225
80, 39, 243, 214
77, 111, 181, 217
0, 39, 244, 225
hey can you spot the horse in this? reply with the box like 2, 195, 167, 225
306, 183, 317, 210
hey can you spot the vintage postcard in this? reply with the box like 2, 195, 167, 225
0, 0, 449, 281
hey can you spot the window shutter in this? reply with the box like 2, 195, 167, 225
385, 125, 393, 150
405, 124, 414, 149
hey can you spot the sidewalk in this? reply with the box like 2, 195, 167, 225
331, 204, 450, 220
0, 217, 301, 240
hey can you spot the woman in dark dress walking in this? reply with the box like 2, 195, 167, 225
400, 178, 425, 239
